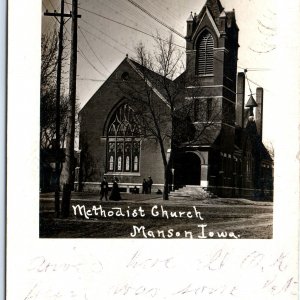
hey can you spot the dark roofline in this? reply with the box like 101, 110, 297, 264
79, 56, 129, 115
79, 55, 175, 115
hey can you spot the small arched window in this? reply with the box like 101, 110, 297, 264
196, 32, 214, 76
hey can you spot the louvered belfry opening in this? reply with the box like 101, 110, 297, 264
196, 32, 214, 76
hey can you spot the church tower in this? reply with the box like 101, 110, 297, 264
185, 0, 239, 152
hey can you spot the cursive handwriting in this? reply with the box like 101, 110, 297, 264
24, 248, 298, 299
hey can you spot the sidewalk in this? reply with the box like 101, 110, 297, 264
40, 191, 273, 207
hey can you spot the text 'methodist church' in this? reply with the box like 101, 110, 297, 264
77, 0, 273, 199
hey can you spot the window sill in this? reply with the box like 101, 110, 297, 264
195, 74, 214, 77
104, 172, 141, 176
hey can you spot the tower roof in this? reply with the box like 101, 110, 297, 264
205, 0, 224, 19
187, 11, 194, 22
196, 0, 232, 31
245, 95, 258, 107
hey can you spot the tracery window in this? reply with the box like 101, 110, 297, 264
196, 32, 214, 76
106, 103, 140, 173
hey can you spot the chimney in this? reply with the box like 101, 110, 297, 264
236, 72, 245, 128
255, 87, 264, 138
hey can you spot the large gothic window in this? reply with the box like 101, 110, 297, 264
196, 32, 214, 76
106, 103, 140, 173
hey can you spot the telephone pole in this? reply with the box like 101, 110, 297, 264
61, 0, 81, 218
44, 0, 71, 217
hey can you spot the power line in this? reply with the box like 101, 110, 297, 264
63, 2, 270, 94
48, 0, 57, 11
79, 25, 129, 56
66, 0, 110, 73
78, 46, 107, 78
238, 66, 271, 71
73, 4, 186, 49
125, 0, 185, 39
77, 77, 106, 82
81, 19, 135, 55
62, 15, 107, 78
76, 6, 270, 80
144, 0, 183, 30
78, 26, 110, 73
99, 0, 154, 35
242, 68, 271, 94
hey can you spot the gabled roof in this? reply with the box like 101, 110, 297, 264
196, 0, 223, 31
80, 56, 175, 114
205, 0, 224, 20
127, 58, 176, 106
193, 6, 221, 39
195, 0, 238, 33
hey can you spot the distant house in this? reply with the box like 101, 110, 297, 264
77, 0, 273, 199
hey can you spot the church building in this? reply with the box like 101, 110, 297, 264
76, 0, 273, 199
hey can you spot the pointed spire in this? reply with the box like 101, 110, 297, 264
245, 95, 258, 108
245, 94, 258, 117
187, 11, 193, 22
205, 0, 224, 18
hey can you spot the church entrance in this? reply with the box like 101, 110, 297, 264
174, 152, 201, 187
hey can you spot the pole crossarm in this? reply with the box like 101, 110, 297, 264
44, 10, 81, 18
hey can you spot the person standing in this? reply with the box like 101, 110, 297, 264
100, 177, 109, 201
142, 179, 148, 194
147, 176, 153, 194
109, 177, 121, 201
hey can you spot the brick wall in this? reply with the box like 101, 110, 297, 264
79, 58, 169, 191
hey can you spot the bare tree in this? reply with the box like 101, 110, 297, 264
40, 30, 80, 195
41, 30, 65, 149
120, 35, 225, 200
40, 30, 80, 150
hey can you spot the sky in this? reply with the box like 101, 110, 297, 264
42, 0, 277, 145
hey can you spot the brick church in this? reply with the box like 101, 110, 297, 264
77, 0, 273, 199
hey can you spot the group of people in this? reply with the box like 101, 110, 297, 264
100, 176, 153, 200
100, 177, 121, 201
142, 176, 153, 194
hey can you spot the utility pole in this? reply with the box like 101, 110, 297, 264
44, 1, 71, 217
61, 0, 81, 218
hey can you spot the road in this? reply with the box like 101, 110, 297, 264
40, 193, 273, 239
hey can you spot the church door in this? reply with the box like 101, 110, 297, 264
174, 152, 201, 186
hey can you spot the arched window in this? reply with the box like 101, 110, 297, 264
196, 32, 214, 76
106, 103, 140, 173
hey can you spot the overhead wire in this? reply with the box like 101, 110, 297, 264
48, 0, 57, 11
78, 26, 110, 73
62, 19, 107, 79
62, 1, 271, 93
77, 77, 106, 82
79, 26, 129, 56
78, 46, 107, 78
125, 0, 185, 38
73, 4, 186, 49
81, 19, 136, 55
144, 0, 183, 29
64, 1, 109, 78
99, 0, 153, 35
